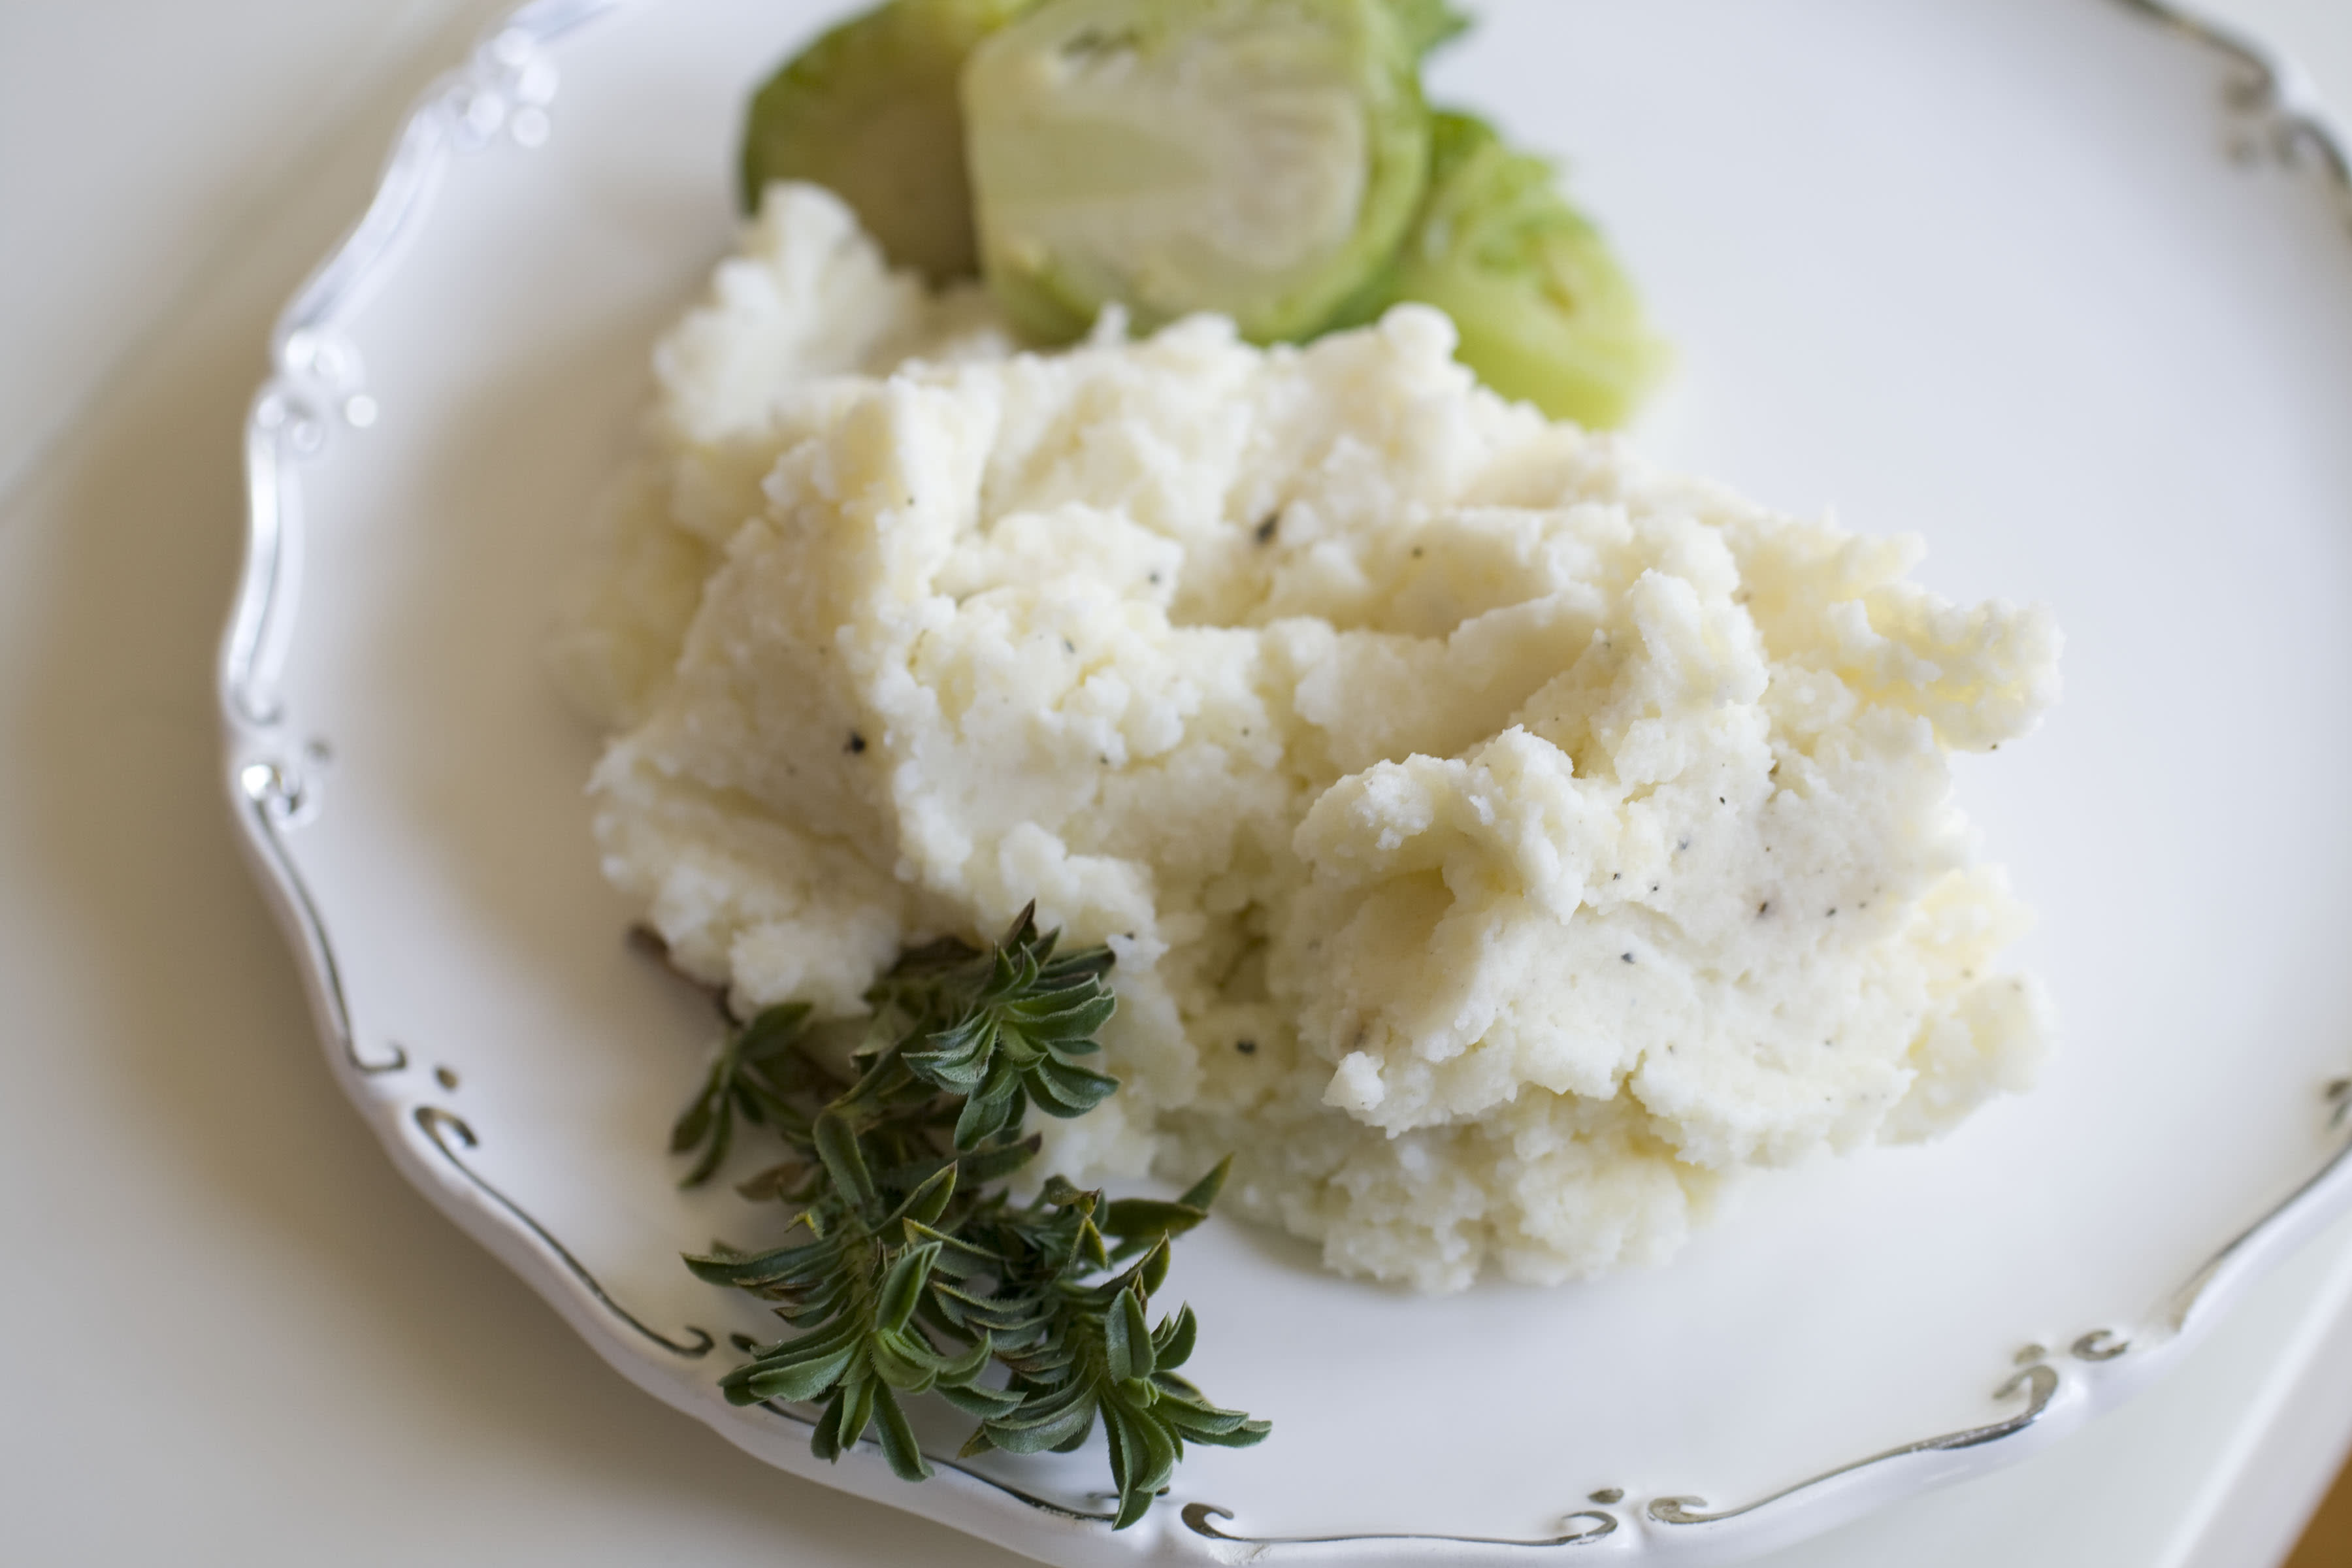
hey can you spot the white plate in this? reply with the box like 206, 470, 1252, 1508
220, 1, 2352, 1561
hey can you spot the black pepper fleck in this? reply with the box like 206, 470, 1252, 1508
1235, 1039, 1258, 1055
1411, 546, 1424, 559
1620, 953, 1635, 964
1676, 837, 1691, 853
1827, 908, 1837, 917
1063, 638, 1076, 653
846, 732, 867, 754
1757, 900, 1772, 917
1254, 514, 1279, 545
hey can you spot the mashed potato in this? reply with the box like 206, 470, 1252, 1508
554, 185, 2061, 1292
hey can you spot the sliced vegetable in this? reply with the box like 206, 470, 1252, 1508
1377, 110, 1668, 429
1382, 0, 1471, 60
962, 0, 1431, 344
740, 0, 1039, 282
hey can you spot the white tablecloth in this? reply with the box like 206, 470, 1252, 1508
5, 3, 2351, 1562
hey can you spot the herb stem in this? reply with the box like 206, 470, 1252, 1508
669, 904, 1266, 1526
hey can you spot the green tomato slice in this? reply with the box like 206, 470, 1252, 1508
963, 0, 1431, 344
740, 0, 1039, 283
1387, 111, 1669, 429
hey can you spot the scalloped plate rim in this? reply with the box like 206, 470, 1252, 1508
216, 1, 2352, 1562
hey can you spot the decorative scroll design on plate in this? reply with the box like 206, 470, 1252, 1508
1644, 1363, 2061, 1529
2151, 1085, 2352, 1340
235, 759, 408, 1075
1638, 1068, 2352, 1539
223, 0, 617, 726
414, 1107, 714, 1358
1183, 1501, 1621, 1550
927, 1461, 1119, 1526
2115, 0, 2352, 226
739, 1397, 1119, 1524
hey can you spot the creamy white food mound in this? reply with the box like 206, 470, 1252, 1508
555, 185, 2063, 1293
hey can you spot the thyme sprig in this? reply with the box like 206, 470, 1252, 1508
672, 905, 1268, 1528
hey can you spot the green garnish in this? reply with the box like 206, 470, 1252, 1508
738, 0, 1663, 425
962, 0, 1433, 344
739, 0, 1039, 282
673, 905, 1269, 1529
1383, 0, 1471, 60
1371, 110, 1668, 428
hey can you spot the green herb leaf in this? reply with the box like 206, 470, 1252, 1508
669, 1003, 817, 1188
670, 906, 1265, 1527
872, 1382, 933, 1481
